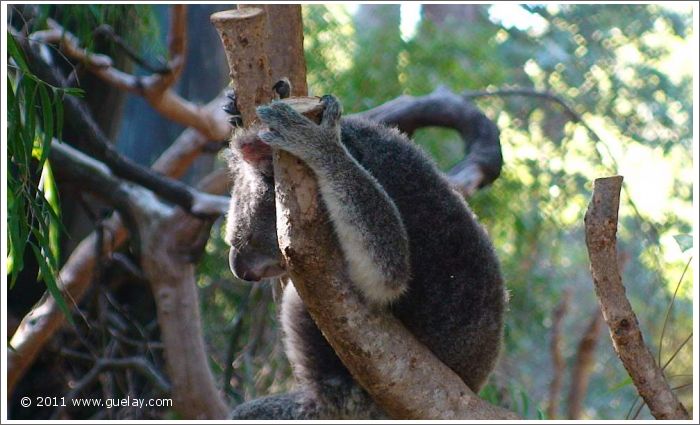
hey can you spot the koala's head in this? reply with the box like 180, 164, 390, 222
225, 128, 285, 282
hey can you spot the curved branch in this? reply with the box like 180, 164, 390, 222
211, 6, 515, 418
462, 87, 580, 123
7, 98, 231, 398
584, 176, 688, 420
49, 143, 229, 419
353, 86, 502, 196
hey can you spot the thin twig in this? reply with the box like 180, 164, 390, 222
658, 257, 692, 365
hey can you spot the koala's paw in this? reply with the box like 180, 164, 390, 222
257, 101, 311, 133
256, 98, 343, 163
256, 128, 287, 150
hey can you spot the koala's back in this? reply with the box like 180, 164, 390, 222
285, 117, 505, 395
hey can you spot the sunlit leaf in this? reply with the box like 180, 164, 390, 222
30, 243, 74, 325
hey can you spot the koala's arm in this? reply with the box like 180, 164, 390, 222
257, 96, 410, 305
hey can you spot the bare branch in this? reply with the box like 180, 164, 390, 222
273, 138, 518, 420
238, 4, 308, 96
567, 310, 604, 419
7, 96, 232, 397
462, 87, 580, 123
29, 7, 229, 141
353, 86, 502, 196
209, 6, 516, 418
584, 176, 688, 419
50, 146, 229, 418
8, 215, 129, 393
49, 141, 229, 219
15, 34, 227, 217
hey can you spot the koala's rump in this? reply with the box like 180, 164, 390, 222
340, 118, 506, 391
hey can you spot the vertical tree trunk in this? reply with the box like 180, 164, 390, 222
239, 4, 308, 96
567, 311, 604, 419
140, 212, 229, 419
547, 289, 570, 419
211, 8, 273, 126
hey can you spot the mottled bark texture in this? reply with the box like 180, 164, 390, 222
273, 149, 517, 419
211, 8, 273, 126
584, 176, 688, 420
238, 4, 308, 96
46, 142, 230, 419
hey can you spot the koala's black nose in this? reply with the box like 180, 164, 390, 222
229, 249, 253, 281
229, 248, 285, 282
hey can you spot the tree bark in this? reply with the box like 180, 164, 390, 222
239, 4, 308, 96
139, 209, 229, 419
210, 8, 273, 126
273, 152, 517, 419
7, 96, 231, 397
16, 34, 228, 216
584, 176, 688, 420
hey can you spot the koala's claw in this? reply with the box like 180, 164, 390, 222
320, 95, 342, 128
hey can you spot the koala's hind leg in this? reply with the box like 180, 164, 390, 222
229, 383, 385, 419
229, 391, 315, 419
256, 96, 411, 305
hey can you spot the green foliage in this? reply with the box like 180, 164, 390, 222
6, 32, 84, 323
36, 4, 160, 54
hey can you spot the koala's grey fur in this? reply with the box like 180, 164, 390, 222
225, 95, 506, 419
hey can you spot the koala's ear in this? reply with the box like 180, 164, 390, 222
232, 132, 273, 170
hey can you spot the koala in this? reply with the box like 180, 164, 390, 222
224, 89, 506, 419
